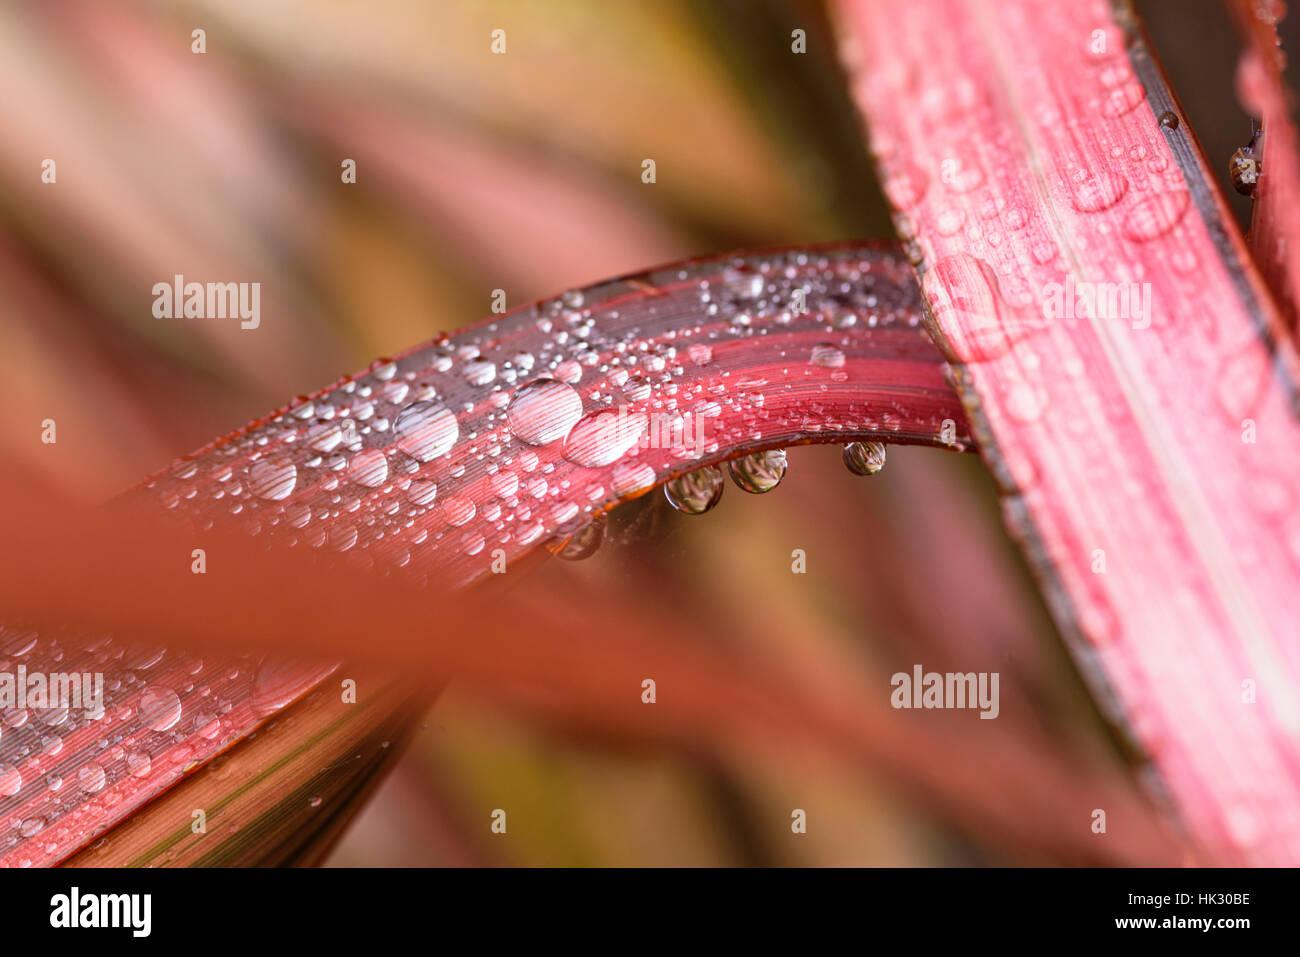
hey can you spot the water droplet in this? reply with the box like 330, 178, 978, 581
463, 358, 496, 386
77, 762, 106, 794
664, 466, 725, 514
923, 253, 1043, 362
394, 401, 459, 462
687, 343, 713, 366
347, 448, 389, 487
308, 795, 323, 808
251, 660, 336, 718
727, 450, 787, 494
1121, 189, 1190, 242
408, 480, 438, 506
1158, 110, 1179, 130
563, 410, 649, 468
1069, 170, 1129, 212
883, 161, 929, 208
138, 687, 182, 732
1216, 344, 1270, 420
936, 207, 967, 236
810, 344, 846, 369
248, 457, 297, 501
0, 764, 21, 797
1103, 80, 1146, 116
551, 514, 605, 561
505, 378, 584, 446
843, 441, 887, 475
125, 750, 151, 777
611, 461, 657, 497
442, 495, 476, 526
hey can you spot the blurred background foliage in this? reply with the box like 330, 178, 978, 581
2, 0, 1263, 864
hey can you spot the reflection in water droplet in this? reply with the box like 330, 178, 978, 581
727, 450, 787, 494
843, 441, 887, 475
664, 466, 725, 514
506, 378, 584, 446
394, 401, 459, 462
248, 457, 297, 501
551, 514, 605, 561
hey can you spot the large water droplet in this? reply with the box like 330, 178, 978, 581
727, 450, 787, 494
248, 457, 297, 501
664, 466, 725, 514
843, 441, 887, 475
394, 401, 459, 462
505, 378, 584, 446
